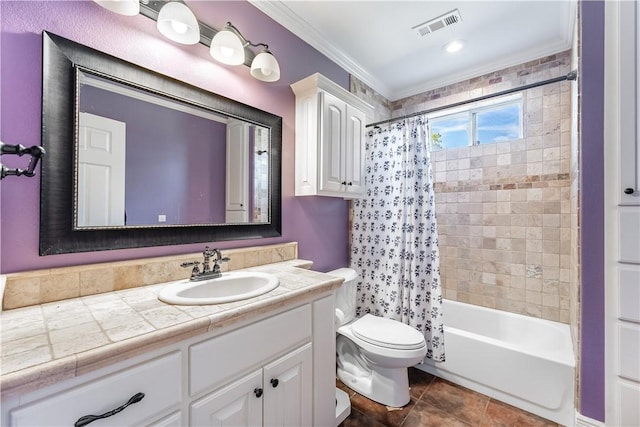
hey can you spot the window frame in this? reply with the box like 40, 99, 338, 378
428, 93, 523, 150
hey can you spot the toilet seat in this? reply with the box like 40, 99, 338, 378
351, 314, 425, 350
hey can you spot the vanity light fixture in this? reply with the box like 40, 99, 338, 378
210, 22, 281, 82
210, 22, 246, 65
443, 39, 466, 53
92, 0, 140, 16
156, 1, 201, 45
251, 47, 281, 82
93, 0, 281, 82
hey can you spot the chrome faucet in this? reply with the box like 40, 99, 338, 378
181, 246, 230, 281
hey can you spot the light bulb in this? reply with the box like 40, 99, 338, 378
171, 20, 188, 34
220, 46, 234, 58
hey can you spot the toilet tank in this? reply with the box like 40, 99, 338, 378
327, 268, 358, 325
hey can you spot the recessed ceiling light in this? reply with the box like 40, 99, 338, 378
444, 39, 466, 53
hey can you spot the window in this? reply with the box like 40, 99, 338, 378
428, 94, 523, 150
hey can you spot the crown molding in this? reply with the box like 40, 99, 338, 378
248, 0, 394, 99
250, 0, 576, 102
392, 39, 573, 101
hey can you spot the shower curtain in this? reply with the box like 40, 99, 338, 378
350, 117, 445, 362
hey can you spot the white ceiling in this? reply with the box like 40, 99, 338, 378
251, 1, 576, 101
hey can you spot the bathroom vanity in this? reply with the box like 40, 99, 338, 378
0, 260, 341, 427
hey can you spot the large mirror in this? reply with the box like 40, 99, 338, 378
40, 32, 282, 255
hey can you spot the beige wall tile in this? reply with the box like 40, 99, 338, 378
40, 273, 80, 304
3, 243, 299, 309
374, 51, 576, 324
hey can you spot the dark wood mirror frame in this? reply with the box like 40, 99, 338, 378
39, 31, 282, 256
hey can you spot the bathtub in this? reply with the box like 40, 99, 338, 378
417, 299, 575, 426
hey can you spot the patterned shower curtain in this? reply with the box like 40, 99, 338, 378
350, 117, 445, 362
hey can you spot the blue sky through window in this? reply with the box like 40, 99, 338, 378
429, 97, 522, 150
476, 104, 522, 144
431, 115, 469, 149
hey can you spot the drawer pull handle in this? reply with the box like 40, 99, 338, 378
74, 392, 145, 427
254, 388, 263, 398
270, 378, 279, 388
624, 187, 635, 195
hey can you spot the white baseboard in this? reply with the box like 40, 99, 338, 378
575, 412, 606, 427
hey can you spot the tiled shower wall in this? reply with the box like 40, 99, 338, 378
352, 50, 578, 324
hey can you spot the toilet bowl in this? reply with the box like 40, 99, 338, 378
328, 268, 427, 408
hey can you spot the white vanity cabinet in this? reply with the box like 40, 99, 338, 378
190, 344, 312, 426
291, 73, 373, 199
189, 304, 314, 426
1, 293, 336, 427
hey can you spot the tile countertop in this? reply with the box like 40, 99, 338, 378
0, 260, 343, 395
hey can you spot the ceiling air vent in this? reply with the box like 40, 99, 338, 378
412, 9, 462, 37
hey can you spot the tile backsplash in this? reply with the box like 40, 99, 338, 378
1, 243, 298, 310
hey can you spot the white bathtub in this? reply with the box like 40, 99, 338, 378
417, 299, 575, 426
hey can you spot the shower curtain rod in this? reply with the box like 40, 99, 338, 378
366, 70, 578, 128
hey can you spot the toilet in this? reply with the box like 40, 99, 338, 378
328, 268, 427, 408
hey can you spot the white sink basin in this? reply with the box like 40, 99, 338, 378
158, 272, 279, 305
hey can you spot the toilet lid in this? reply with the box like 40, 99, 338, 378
351, 314, 426, 350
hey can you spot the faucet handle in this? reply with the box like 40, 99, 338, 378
180, 261, 200, 267
180, 261, 201, 279
211, 255, 230, 273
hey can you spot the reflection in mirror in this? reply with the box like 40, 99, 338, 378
76, 70, 270, 228
39, 31, 282, 255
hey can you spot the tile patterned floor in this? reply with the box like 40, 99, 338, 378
338, 368, 560, 427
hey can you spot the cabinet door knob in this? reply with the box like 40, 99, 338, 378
341, 181, 347, 185
624, 188, 635, 195
74, 392, 145, 427
254, 388, 263, 398
348, 182, 353, 186
270, 378, 279, 388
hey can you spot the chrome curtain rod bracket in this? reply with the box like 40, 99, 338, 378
367, 69, 579, 129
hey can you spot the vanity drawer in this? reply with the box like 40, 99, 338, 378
189, 304, 312, 396
10, 352, 181, 427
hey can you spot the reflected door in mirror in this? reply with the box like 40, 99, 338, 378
226, 120, 249, 223
77, 113, 126, 227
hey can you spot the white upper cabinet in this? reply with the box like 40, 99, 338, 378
291, 73, 373, 199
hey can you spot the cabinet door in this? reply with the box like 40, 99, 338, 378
344, 106, 366, 197
263, 343, 313, 427
190, 370, 262, 427
619, 0, 640, 205
320, 92, 347, 193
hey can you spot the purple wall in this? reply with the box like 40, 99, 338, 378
0, 0, 611, 419
0, 0, 351, 273
579, 0, 605, 421
81, 85, 228, 225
